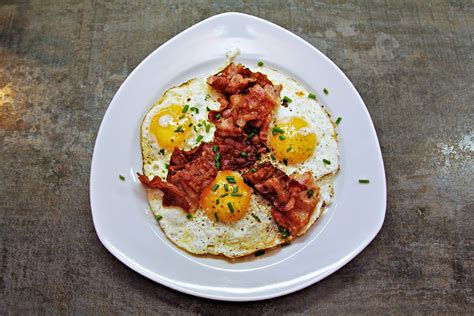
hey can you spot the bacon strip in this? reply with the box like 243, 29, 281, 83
243, 162, 320, 236
138, 143, 217, 212
208, 64, 282, 147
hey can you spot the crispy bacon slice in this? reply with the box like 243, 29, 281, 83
207, 63, 273, 95
243, 162, 319, 236
213, 136, 258, 170
138, 143, 217, 212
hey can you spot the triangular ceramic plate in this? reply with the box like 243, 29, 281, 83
90, 12, 386, 301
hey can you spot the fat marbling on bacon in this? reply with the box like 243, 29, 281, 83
243, 162, 320, 236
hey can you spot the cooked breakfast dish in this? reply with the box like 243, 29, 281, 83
138, 62, 339, 258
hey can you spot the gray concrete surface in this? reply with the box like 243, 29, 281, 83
1, 0, 473, 314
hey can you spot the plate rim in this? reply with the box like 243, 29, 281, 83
90, 11, 387, 301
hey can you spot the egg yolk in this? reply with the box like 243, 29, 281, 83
200, 171, 252, 223
149, 105, 192, 151
268, 117, 317, 165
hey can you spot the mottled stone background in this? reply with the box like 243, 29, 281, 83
0, 0, 472, 314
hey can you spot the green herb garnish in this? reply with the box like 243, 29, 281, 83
251, 213, 261, 222
232, 186, 238, 193
323, 159, 331, 165
186, 214, 193, 219
212, 184, 220, 192
335, 117, 342, 125
272, 127, 285, 134
255, 250, 265, 257
257, 61, 264, 66
323, 88, 329, 95
174, 126, 183, 133
220, 193, 228, 197
215, 153, 220, 162
164, 163, 169, 169
308, 93, 317, 100
155, 214, 163, 221
190, 107, 199, 114
278, 226, 290, 238
214, 212, 219, 222
231, 193, 242, 197
359, 179, 370, 184
196, 135, 204, 143
247, 131, 256, 139
212, 145, 218, 152
224, 183, 229, 192
251, 168, 257, 173
227, 202, 234, 213
182, 104, 189, 113
159, 149, 165, 155
119, 175, 125, 181
283, 158, 288, 166
240, 152, 247, 157
226, 176, 236, 183
205, 124, 211, 133
283, 96, 292, 103
287, 147, 292, 152
307, 189, 314, 198
279, 135, 286, 140
215, 113, 221, 120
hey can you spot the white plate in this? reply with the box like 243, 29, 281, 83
90, 12, 386, 301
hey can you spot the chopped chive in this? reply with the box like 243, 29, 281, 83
323, 88, 329, 95
216, 198, 220, 205
215, 113, 221, 120
206, 106, 211, 111
257, 61, 264, 66
212, 184, 220, 191
307, 189, 314, 198
278, 226, 290, 238
279, 135, 286, 140
247, 131, 256, 139
227, 202, 234, 213
196, 135, 204, 143
287, 147, 292, 152
174, 126, 183, 133
186, 214, 193, 219
182, 104, 189, 113
190, 107, 199, 114
205, 124, 211, 133
155, 214, 163, 221
283, 158, 288, 166
272, 127, 285, 134
251, 168, 257, 173
220, 193, 228, 197
214, 212, 219, 222
240, 152, 247, 157
214, 161, 221, 169
224, 183, 229, 192
119, 175, 125, 181
251, 213, 261, 222
335, 117, 342, 125
164, 163, 169, 169
256, 153, 261, 160
159, 149, 165, 155
178, 114, 185, 119
193, 126, 198, 132
226, 176, 236, 183
283, 96, 292, 103
323, 159, 331, 165
197, 122, 202, 127
308, 93, 317, 99
188, 123, 193, 127
214, 153, 220, 162
231, 193, 243, 197
232, 186, 238, 193
359, 179, 370, 184
271, 154, 276, 160
212, 145, 218, 152
255, 250, 265, 257
205, 94, 210, 101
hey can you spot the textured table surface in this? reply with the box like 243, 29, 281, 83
1, 0, 473, 314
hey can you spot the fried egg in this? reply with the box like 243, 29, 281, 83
140, 64, 339, 257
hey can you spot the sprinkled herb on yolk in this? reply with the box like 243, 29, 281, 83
149, 105, 193, 150
269, 117, 317, 165
200, 171, 251, 223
